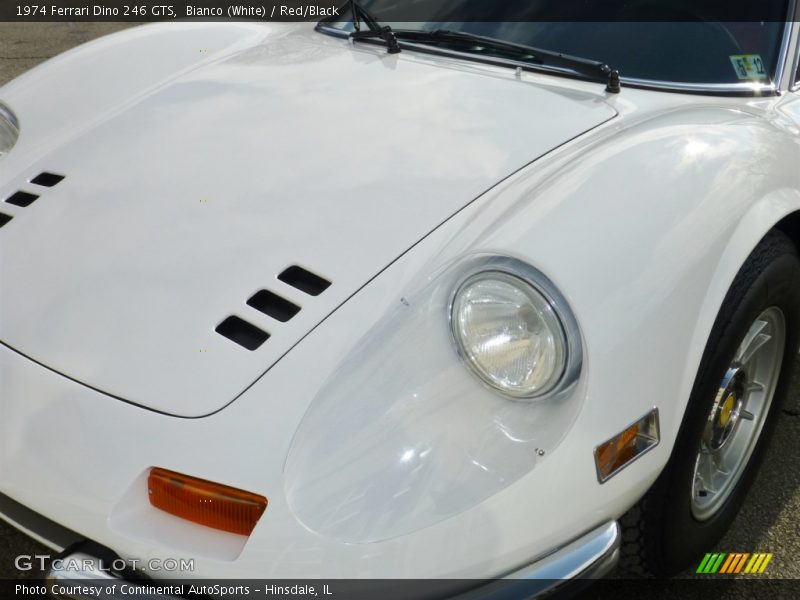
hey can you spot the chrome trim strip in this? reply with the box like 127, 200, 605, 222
620, 78, 776, 95
788, 19, 800, 91
452, 522, 619, 599
772, 10, 795, 91
504, 521, 620, 582
0, 491, 83, 552
506, 522, 620, 581
790, 40, 800, 91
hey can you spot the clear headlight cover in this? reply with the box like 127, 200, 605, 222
286, 256, 584, 543
0, 101, 20, 158
451, 271, 567, 398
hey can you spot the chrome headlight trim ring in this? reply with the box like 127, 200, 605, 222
0, 100, 20, 158
448, 255, 583, 402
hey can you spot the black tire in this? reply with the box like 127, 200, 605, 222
619, 230, 800, 576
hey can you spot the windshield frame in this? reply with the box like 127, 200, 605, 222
790, 17, 800, 91
316, 3, 797, 96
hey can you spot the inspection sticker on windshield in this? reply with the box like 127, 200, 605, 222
729, 54, 768, 80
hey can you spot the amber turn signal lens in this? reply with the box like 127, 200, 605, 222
148, 468, 267, 536
594, 409, 660, 482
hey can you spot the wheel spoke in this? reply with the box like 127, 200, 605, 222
712, 449, 731, 476
695, 471, 711, 497
737, 320, 771, 366
745, 381, 765, 394
739, 409, 755, 421
735, 319, 768, 363
702, 456, 718, 493
698, 484, 715, 497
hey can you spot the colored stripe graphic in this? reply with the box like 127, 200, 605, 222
744, 553, 774, 574
733, 553, 750, 574
697, 553, 727, 573
697, 552, 772, 574
745, 554, 761, 573
758, 554, 773, 573
719, 553, 750, 573
697, 553, 714, 573
711, 553, 727, 573
719, 554, 735, 573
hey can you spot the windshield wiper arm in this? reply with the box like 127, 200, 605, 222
393, 29, 620, 93
348, 0, 401, 54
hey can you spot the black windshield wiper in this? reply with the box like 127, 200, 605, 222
348, 0, 401, 54
393, 29, 621, 93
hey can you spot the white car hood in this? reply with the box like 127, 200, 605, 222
0, 28, 616, 417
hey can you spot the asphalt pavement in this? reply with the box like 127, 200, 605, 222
0, 21, 798, 593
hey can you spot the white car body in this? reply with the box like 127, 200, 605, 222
2, 17, 800, 587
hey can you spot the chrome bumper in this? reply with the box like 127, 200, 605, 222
506, 521, 620, 580
454, 521, 620, 599
44, 522, 619, 600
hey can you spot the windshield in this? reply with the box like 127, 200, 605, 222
322, 1, 791, 88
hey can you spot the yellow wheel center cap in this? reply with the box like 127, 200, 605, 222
719, 394, 736, 427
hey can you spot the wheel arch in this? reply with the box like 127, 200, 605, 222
773, 209, 800, 255
673, 193, 800, 456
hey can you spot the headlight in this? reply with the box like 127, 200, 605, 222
451, 270, 570, 398
0, 101, 20, 158
286, 255, 585, 542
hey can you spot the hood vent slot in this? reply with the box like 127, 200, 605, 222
30, 172, 65, 187
278, 266, 331, 296
247, 290, 300, 322
215, 316, 269, 351
215, 266, 330, 351
0, 213, 12, 227
5, 191, 39, 207
3, 170, 65, 212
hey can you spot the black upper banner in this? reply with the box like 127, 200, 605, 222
0, 0, 795, 22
